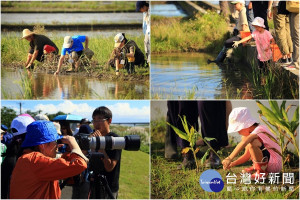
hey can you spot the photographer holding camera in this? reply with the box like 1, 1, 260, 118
89, 106, 122, 199
9, 121, 88, 199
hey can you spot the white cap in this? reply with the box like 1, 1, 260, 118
227, 107, 258, 133
63, 36, 73, 48
252, 17, 266, 28
231, 0, 245, 4
11, 116, 35, 136
34, 114, 49, 121
114, 33, 124, 48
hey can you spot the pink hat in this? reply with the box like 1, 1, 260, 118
11, 115, 35, 136
227, 107, 258, 133
252, 17, 265, 28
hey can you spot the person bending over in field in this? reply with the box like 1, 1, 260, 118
22, 29, 58, 69
54, 35, 94, 75
108, 33, 145, 75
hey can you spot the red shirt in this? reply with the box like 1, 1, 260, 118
10, 150, 87, 199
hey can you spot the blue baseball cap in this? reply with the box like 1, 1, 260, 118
22, 121, 63, 148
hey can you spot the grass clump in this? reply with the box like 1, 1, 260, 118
151, 12, 228, 53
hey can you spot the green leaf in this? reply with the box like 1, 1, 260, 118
204, 137, 217, 142
166, 122, 188, 141
281, 105, 289, 122
269, 100, 282, 118
179, 115, 190, 136
292, 106, 299, 122
201, 149, 210, 165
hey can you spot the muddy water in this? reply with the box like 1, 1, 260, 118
1, 13, 142, 24
1, 68, 148, 99
151, 53, 250, 99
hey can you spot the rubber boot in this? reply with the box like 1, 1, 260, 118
177, 151, 195, 170
251, 157, 268, 180
205, 151, 221, 168
242, 165, 255, 173
131, 63, 135, 73
126, 63, 131, 74
207, 46, 228, 64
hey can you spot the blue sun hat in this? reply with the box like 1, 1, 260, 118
22, 121, 63, 148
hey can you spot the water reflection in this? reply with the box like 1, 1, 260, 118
1, 68, 148, 99
151, 53, 251, 99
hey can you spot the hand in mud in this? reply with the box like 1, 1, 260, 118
54, 71, 59, 75
232, 41, 239, 48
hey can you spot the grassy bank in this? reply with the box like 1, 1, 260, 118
1, 1, 136, 13
151, 12, 229, 53
151, 118, 299, 199
119, 150, 149, 199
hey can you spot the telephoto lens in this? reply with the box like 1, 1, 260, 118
89, 135, 141, 151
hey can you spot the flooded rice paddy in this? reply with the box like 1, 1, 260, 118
1, 13, 142, 25
1, 68, 149, 99
151, 53, 250, 99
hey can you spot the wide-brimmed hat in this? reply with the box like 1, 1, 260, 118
21, 29, 35, 39
34, 114, 50, 121
252, 17, 266, 28
231, 0, 245, 4
114, 33, 124, 48
227, 107, 258, 133
22, 121, 63, 148
11, 115, 35, 136
63, 36, 73, 48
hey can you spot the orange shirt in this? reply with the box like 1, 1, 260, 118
10, 150, 87, 199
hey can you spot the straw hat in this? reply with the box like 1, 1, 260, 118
21, 29, 35, 39
252, 17, 266, 28
227, 107, 258, 133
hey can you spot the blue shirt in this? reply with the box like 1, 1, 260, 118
61, 35, 86, 56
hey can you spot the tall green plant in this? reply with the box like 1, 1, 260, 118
256, 101, 299, 168
166, 115, 221, 172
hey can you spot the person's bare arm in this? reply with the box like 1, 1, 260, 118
233, 35, 253, 48
54, 55, 65, 75
25, 50, 39, 68
85, 36, 89, 49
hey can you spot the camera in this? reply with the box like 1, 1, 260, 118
74, 133, 141, 152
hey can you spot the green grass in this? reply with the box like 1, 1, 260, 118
119, 150, 149, 199
151, 12, 229, 53
1, 31, 145, 70
1, 1, 136, 12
